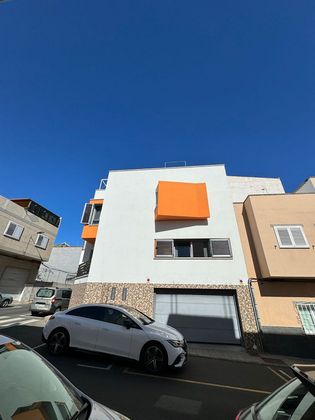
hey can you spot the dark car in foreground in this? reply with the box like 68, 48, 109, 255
0, 292, 13, 307
0, 335, 130, 420
236, 364, 315, 419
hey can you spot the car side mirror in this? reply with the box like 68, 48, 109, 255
123, 319, 133, 329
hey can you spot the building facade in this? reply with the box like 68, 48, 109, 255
0, 196, 60, 301
235, 192, 315, 357
72, 165, 284, 351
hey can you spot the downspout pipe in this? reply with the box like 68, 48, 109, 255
248, 278, 264, 352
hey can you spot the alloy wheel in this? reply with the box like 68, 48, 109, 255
1, 300, 9, 307
143, 345, 165, 373
48, 331, 68, 355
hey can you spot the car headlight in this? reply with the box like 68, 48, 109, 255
167, 339, 184, 348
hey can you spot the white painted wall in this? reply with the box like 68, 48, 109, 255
295, 178, 315, 194
228, 176, 285, 202
86, 165, 249, 286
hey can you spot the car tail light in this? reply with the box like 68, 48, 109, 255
235, 411, 242, 420
51, 297, 56, 304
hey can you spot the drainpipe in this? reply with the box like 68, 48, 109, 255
248, 278, 264, 352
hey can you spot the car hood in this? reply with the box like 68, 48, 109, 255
144, 321, 184, 340
90, 400, 130, 419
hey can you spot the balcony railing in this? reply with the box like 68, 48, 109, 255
98, 178, 108, 190
77, 260, 91, 277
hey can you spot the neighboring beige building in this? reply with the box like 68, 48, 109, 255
235, 193, 315, 357
0, 196, 60, 301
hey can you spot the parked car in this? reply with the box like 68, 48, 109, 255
0, 293, 13, 308
236, 364, 315, 419
30, 287, 72, 315
43, 304, 188, 373
0, 334, 129, 420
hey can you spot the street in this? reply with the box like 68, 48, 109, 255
0, 304, 294, 420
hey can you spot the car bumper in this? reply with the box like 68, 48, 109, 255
167, 340, 188, 368
171, 350, 188, 368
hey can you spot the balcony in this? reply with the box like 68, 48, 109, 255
77, 260, 91, 277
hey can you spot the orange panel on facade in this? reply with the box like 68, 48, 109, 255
155, 181, 210, 220
89, 199, 104, 205
81, 225, 98, 243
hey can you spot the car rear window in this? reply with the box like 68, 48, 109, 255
36, 288, 55, 298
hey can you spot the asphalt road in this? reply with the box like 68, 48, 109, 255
0, 304, 295, 420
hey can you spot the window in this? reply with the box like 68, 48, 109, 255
91, 205, 102, 225
156, 240, 173, 257
155, 239, 231, 258
103, 308, 135, 327
274, 225, 309, 248
192, 240, 210, 257
81, 204, 93, 224
174, 240, 191, 257
122, 287, 128, 301
210, 239, 232, 257
35, 234, 49, 249
296, 303, 315, 335
4, 221, 24, 240
110, 287, 116, 300
36, 288, 55, 298
61, 290, 72, 299
67, 305, 105, 321
81, 203, 103, 225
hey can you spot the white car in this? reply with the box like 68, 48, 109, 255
43, 304, 187, 373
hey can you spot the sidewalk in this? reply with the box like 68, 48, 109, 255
188, 343, 315, 367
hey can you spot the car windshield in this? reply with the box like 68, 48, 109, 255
0, 340, 84, 420
36, 288, 55, 298
123, 307, 154, 325
255, 378, 315, 420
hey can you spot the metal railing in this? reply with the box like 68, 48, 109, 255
98, 178, 108, 190
76, 260, 91, 277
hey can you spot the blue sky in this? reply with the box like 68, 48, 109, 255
0, 1, 314, 244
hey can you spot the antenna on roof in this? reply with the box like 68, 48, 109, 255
164, 161, 187, 168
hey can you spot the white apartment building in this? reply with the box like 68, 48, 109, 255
72, 164, 284, 350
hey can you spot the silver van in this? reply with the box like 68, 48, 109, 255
30, 287, 72, 316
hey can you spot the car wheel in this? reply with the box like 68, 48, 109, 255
47, 329, 69, 355
141, 343, 167, 374
1, 300, 9, 308
31, 311, 38, 316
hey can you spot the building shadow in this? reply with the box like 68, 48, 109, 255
155, 219, 208, 232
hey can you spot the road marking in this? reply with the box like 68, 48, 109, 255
0, 316, 10, 320
0, 318, 39, 329
0, 317, 24, 324
279, 369, 292, 380
124, 369, 270, 395
77, 364, 112, 371
267, 367, 288, 382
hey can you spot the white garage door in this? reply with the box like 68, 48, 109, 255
0, 267, 30, 300
154, 292, 242, 344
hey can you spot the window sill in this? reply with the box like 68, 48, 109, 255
277, 246, 310, 249
154, 256, 233, 260
3, 234, 21, 241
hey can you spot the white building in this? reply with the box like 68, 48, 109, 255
72, 164, 284, 350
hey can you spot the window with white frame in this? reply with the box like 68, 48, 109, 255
81, 203, 102, 225
3, 221, 24, 240
35, 234, 49, 249
155, 239, 231, 258
274, 225, 309, 248
296, 303, 315, 335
